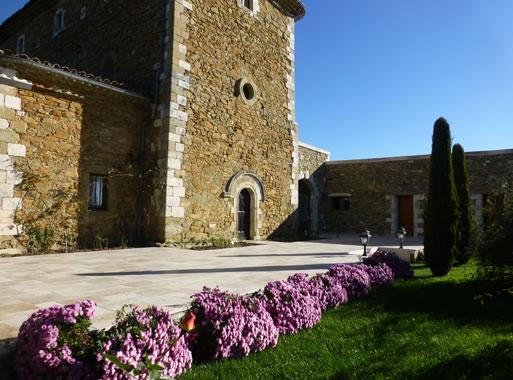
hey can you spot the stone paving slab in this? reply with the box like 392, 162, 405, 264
0, 239, 364, 341
0, 237, 421, 343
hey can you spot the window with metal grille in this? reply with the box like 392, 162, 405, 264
89, 174, 108, 211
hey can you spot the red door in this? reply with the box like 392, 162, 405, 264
398, 195, 414, 236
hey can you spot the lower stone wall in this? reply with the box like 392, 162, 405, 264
297, 142, 330, 237
0, 63, 150, 251
321, 150, 513, 237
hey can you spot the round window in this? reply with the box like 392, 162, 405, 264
238, 78, 258, 105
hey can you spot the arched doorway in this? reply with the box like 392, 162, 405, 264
238, 189, 251, 240
224, 170, 266, 240
298, 179, 312, 239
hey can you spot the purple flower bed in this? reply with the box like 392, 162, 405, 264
189, 287, 278, 360
16, 300, 96, 380
358, 263, 394, 287
287, 273, 348, 311
363, 249, 413, 279
15, 251, 412, 379
98, 305, 192, 379
328, 264, 372, 297
264, 279, 322, 334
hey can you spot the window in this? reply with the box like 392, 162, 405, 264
332, 196, 350, 211
16, 35, 25, 54
243, 0, 253, 10
89, 174, 108, 210
53, 8, 65, 37
237, 78, 258, 105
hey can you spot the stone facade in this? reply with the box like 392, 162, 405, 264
0, 58, 150, 250
143, 0, 305, 242
0, 0, 162, 94
297, 142, 330, 237
321, 150, 513, 237
0, 0, 306, 247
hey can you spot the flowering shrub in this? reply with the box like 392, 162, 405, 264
16, 300, 96, 380
264, 280, 321, 334
328, 264, 372, 298
287, 273, 348, 311
15, 251, 414, 378
363, 249, 413, 279
98, 305, 192, 379
189, 287, 278, 360
358, 263, 394, 287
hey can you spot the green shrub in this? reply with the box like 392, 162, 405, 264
452, 144, 476, 264
424, 118, 458, 276
478, 182, 513, 286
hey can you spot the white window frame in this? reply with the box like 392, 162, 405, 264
16, 34, 26, 54
53, 8, 65, 37
239, 0, 259, 16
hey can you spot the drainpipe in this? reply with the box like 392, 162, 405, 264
135, 0, 169, 244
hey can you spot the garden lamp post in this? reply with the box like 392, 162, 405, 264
360, 229, 371, 257
398, 226, 407, 249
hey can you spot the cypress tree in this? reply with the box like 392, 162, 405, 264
452, 144, 475, 264
424, 118, 458, 276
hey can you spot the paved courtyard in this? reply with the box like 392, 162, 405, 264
0, 236, 421, 343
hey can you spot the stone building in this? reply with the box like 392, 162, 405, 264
0, 0, 307, 249
0, 1, 510, 251
317, 149, 513, 238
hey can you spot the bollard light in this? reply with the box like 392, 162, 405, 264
360, 229, 371, 257
397, 226, 407, 249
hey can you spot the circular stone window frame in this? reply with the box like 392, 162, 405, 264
237, 78, 258, 106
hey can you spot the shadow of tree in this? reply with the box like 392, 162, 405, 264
0, 340, 16, 380
366, 278, 513, 323
416, 340, 513, 380
75, 261, 345, 277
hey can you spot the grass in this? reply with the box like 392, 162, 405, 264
181, 262, 513, 380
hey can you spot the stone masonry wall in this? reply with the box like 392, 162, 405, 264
0, 0, 162, 95
0, 62, 150, 250
298, 142, 330, 180
321, 150, 513, 237
158, 0, 297, 241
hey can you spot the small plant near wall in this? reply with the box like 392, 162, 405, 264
167, 237, 251, 250
94, 235, 109, 250
13, 160, 77, 254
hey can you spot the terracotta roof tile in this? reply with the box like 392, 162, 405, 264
0, 48, 126, 88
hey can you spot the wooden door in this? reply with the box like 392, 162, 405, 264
238, 189, 251, 240
398, 195, 414, 236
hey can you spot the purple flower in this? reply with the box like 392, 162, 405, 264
189, 288, 278, 360
98, 305, 192, 379
356, 263, 394, 287
363, 249, 413, 279
328, 264, 372, 298
15, 300, 96, 380
264, 280, 321, 334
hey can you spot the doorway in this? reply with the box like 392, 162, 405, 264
398, 195, 414, 236
298, 179, 312, 239
238, 189, 251, 240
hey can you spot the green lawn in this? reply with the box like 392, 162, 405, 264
181, 263, 513, 380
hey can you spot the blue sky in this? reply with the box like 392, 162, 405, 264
2, 1, 512, 160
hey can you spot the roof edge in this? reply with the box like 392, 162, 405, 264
298, 141, 331, 156
326, 148, 513, 165
0, 51, 148, 100
270, 0, 306, 21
